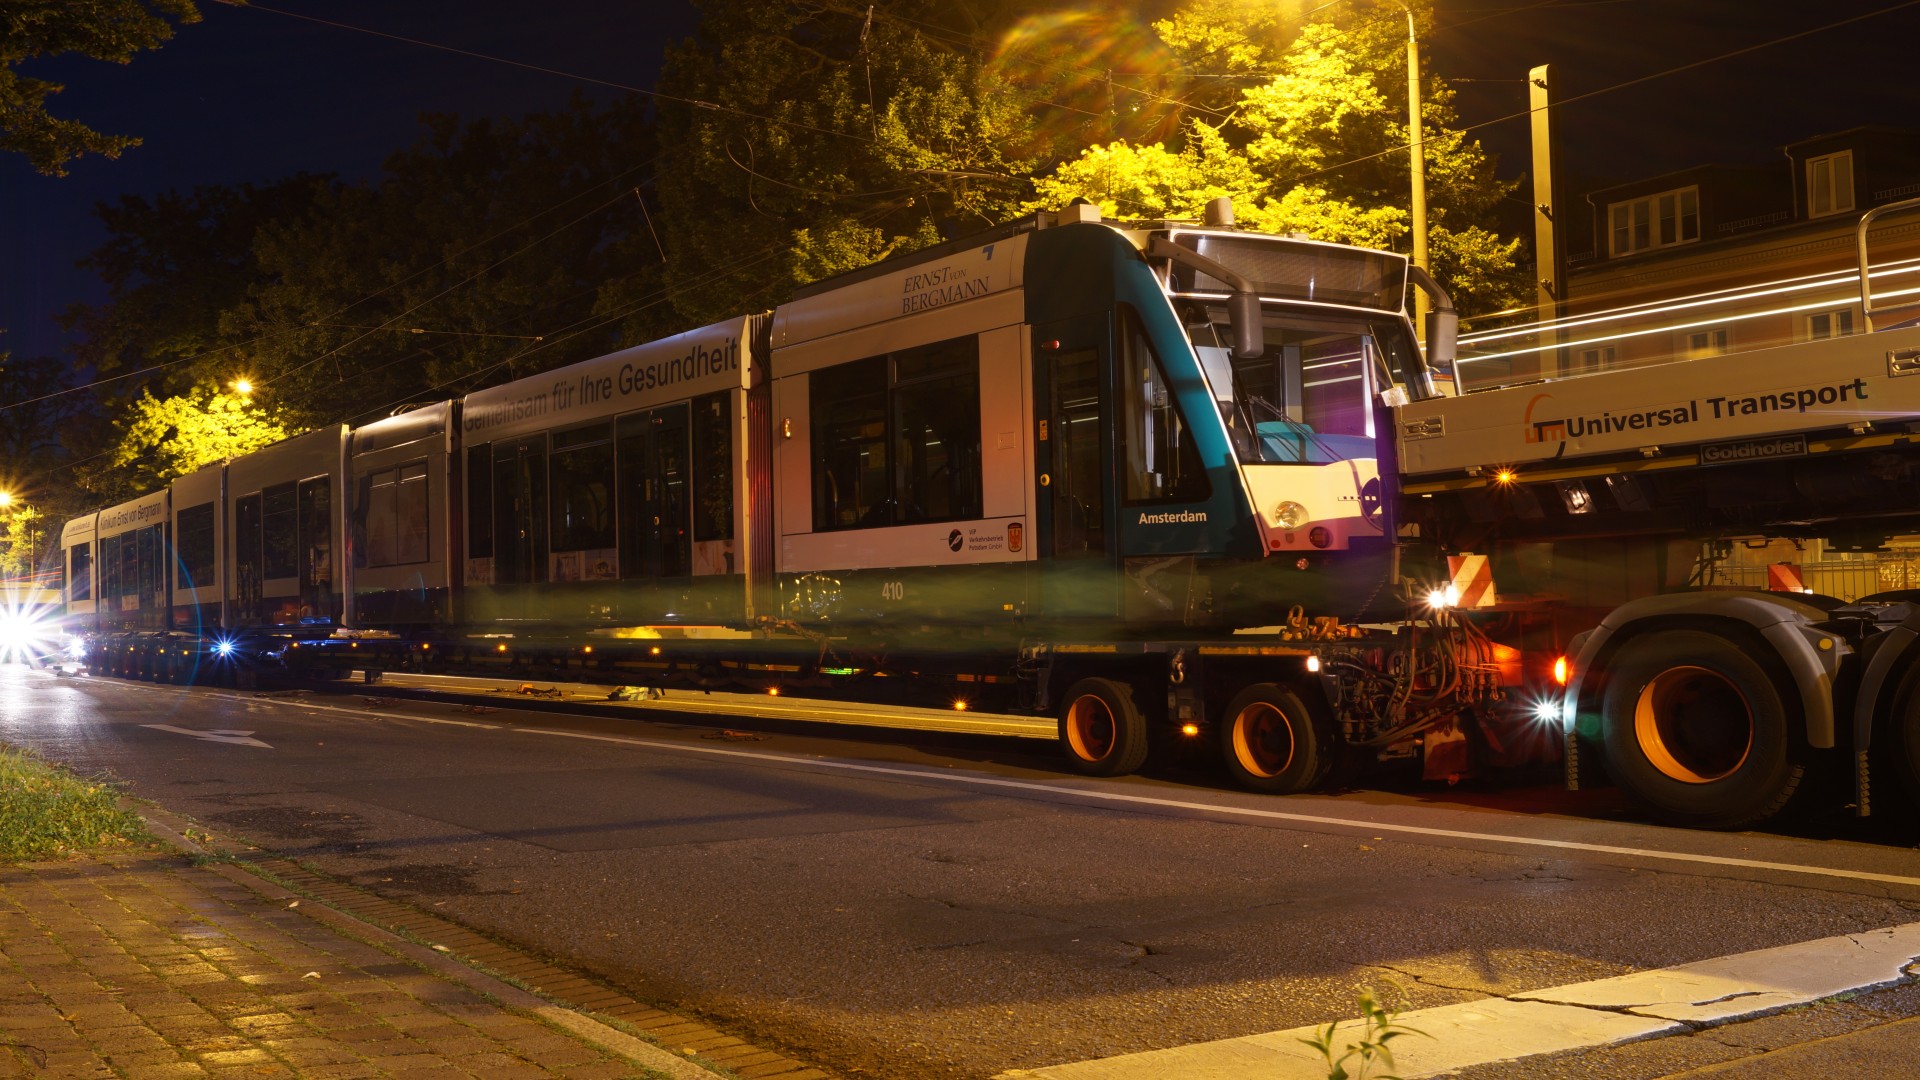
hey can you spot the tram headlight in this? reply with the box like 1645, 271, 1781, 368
1274, 501, 1309, 530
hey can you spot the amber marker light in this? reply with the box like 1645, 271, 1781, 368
768, 686, 780, 696
1492, 468, 1517, 486
1553, 656, 1570, 685
496, 643, 508, 652
952, 699, 969, 711
1180, 723, 1200, 737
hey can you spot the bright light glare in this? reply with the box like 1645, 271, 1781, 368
0, 598, 55, 665
1425, 585, 1459, 610
1533, 700, 1563, 724
214, 638, 237, 657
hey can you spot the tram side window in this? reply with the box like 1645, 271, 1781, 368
549, 423, 614, 554
692, 391, 733, 542
262, 482, 298, 579
97, 534, 121, 608
492, 437, 549, 585
234, 493, 263, 614
1118, 305, 1209, 503
137, 523, 163, 607
466, 445, 493, 559
68, 542, 92, 602
117, 533, 135, 606
362, 464, 429, 567
810, 336, 982, 531
177, 504, 215, 590
813, 356, 888, 529
297, 477, 333, 591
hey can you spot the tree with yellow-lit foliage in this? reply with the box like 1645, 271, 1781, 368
1027, 0, 1524, 315
98, 384, 287, 498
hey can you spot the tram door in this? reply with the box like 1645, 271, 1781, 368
618, 404, 692, 582
1033, 319, 1119, 620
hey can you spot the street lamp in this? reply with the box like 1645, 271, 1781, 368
231, 378, 254, 397
0, 491, 11, 508
1402, 4, 1430, 329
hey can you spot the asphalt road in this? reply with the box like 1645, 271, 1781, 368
6, 663, 1920, 1079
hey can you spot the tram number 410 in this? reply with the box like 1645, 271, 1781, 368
880, 581, 906, 601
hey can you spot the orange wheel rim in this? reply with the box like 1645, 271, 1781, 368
1232, 702, 1296, 778
1066, 695, 1116, 762
1633, 665, 1753, 784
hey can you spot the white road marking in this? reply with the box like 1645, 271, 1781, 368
128, 680, 1920, 890
141, 724, 274, 748
994, 923, 1920, 1079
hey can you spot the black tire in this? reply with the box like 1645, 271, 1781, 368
1600, 630, 1804, 829
1873, 664, 1920, 816
1220, 682, 1337, 795
1058, 677, 1149, 777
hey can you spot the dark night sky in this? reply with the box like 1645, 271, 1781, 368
1, 0, 1914, 363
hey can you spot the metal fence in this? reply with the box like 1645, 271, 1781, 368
1709, 558, 1918, 601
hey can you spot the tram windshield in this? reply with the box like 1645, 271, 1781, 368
1179, 302, 1415, 465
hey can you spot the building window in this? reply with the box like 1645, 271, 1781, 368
1608, 187, 1699, 257
1574, 346, 1615, 375
1807, 151, 1854, 218
1681, 327, 1730, 360
1806, 307, 1855, 341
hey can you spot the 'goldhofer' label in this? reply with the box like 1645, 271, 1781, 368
1699, 434, 1807, 466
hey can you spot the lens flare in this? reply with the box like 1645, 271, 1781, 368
0, 593, 58, 665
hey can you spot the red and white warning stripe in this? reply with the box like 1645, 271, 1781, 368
1447, 553, 1497, 608
1767, 562, 1809, 593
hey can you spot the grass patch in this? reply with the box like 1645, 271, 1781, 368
0, 744, 150, 861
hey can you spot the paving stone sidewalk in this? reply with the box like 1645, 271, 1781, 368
0, 847, 720, 1080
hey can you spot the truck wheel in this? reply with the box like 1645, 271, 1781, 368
1221, 683, 1335, 795
1600, 630, 1804, 829
1059, 677, 1149, 777
1877, 666, 1920, 813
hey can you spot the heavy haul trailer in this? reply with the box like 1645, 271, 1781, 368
1395, 299, 1920, 828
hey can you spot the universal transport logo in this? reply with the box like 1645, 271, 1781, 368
1520, 378, 1869, 445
